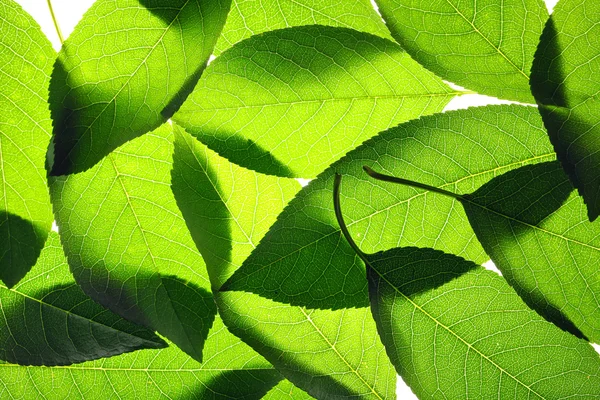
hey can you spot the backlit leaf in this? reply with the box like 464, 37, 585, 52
222, 105, 555, 309
334, 174, 600, 399
49, 0, 231, 175
0, 0, 55, 287
462, 161, 600, 342
530, 0, 600, 221
170, 127, 396, 398
366, 247, 600, 398
174, 25, 457, 178
215, 0, 392, 54
0, 232, 165, 366
50, 123, 215, 362
375, 0, 548, 102
0, 315, 284, 399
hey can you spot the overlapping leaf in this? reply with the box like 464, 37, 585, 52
365, 247, 600, 398
462, 161, 600, 342
374, 0, 548, 102
263, 379, 314, 399
171, 128, 396, 398
174, 25, 457, 178
50, 123, 215, 362
334, 174, 600, 399
0, 0, 55, 287
214, 0, 392, 54
0, 315, 285, 399
49, 0, 231, 175
0, 232, 165, 366
222, 105, 555, 309
530, 0, 600, 221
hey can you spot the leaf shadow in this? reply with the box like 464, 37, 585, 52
0, 211, 47, 288
185, 369, 283, 400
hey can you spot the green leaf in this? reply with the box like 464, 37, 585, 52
170, 126, 395, 398
171, 124, 301, 289
262, 379, 314, 399
0, 232, 165, 366
334, 174, 600, 398
365, 247, 600, 398
530, 0, 600, 221
214, 0, 393, 55
0, 0, 55, 287
173, 25, 457, 178
50, 123, 215, 362
461, 161, 600, 342
222, 105, 555, 309
49, 0, 231, 176
374, 0, 548, 102
0, 315, 284, 399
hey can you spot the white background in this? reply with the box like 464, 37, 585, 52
14, 1, 596, 399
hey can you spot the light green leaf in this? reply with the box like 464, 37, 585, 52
0, 315, 284, 399
374, 0, 548, 102
0, 0, 55, 287
365, 247, 600, 398
530, 0, 600, 221
462, 161, 600, 342
222, 105, 555, 309
50, 123, 215, 362
0, 231, 165, 366
170, 126, 396, 398
49, 0, 231, 175
214, 0, 393, 54
171, 124, 301, 289
174, 25, 457, 178
334, 174, 600, 399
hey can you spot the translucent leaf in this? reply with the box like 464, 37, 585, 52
49, 0, 231, 175
334, 176, 600, 398
215, 0, 393, 54
0, 232, 165, 366
174, 25, 457, 178
171, 127, 396, 398
365, 246, 600, 398
0, 0, 55, 286
50, 123, 215, 361
262, 379, 314, 399
0, 315, 284, 399
374, 0, 548, 102
462, 161, 600, 342
530, 0, 600, 221
222, 105, 555, 310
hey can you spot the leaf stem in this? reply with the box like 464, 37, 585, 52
333, 174, 368, 261
46, 0, 64, 45
363, 166, 464, 201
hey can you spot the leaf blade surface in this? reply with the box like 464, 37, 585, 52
0, 0, 55, 286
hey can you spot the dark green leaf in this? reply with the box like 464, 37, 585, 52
530, 0, 600, 221
222, 105, 555, 309
0, 232, 165, 366
462, 161, 600, 341
49, 0, 231, 175
170, 127, 395, 398
0, 0, 55, 287
215, 0, 393, 54
375, 0, 548, 102
174, 25, 457, 178
50, 123, 215, 361
0, 315, 283, 399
